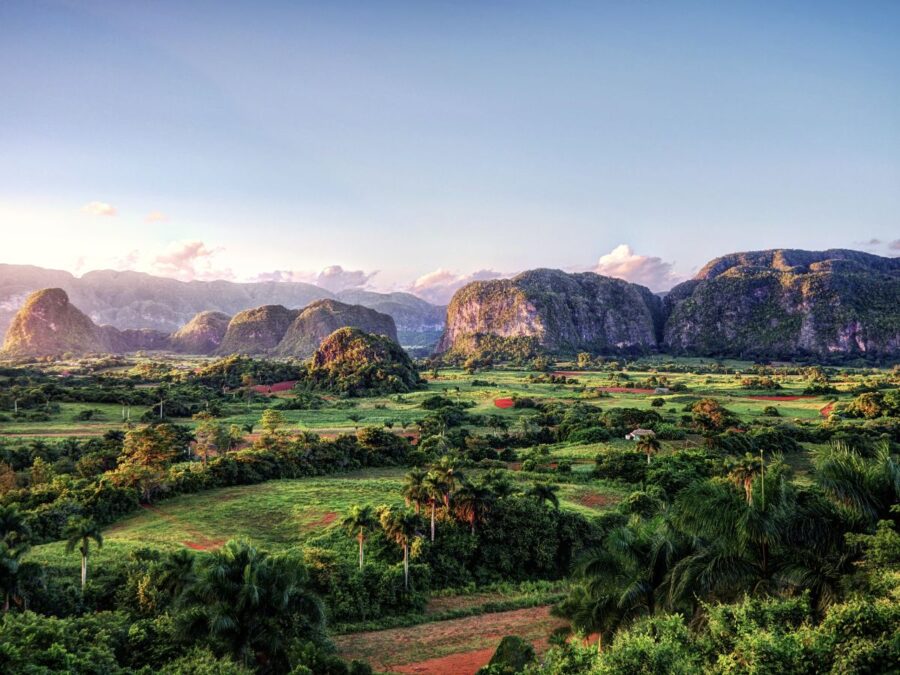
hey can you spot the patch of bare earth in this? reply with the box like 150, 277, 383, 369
334, 605, 567, 675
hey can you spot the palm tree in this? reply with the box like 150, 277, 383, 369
526, 482, 560, 509
482, 469, 516, 499
342, 505, 378, 569
423, 471, 445, 541
64, 516, 103, 592
378, 507, 420, 590
454, 481, 494, 534
184, 540, 324, 670
727, 453, 764, 505
157, 548, 196, 602
431, 455, 464, 508
636, 435, 662, 465
814, 441, 900, 525
0, 505, 31, 554
402, 469, 428, 514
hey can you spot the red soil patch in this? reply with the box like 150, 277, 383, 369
579, 492, 617, 509
820, 402, 836, 418
494, 398, 515, 409
183, 539, 226, 552
251, 380, 298, 394
744, 395, 816, 401
391, 646, 496, 674
309, 512, 338, 529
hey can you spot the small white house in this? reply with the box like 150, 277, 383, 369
625, 428, 655, 441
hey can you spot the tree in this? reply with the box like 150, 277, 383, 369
636, 435, 662, 465
185, 540, 324, 670
0, 505, 31, 554
431, 455, 464, 508
577, 352, 593, 369
526, 482, 560, 509
342, 505, 378, 570
193, 412, 229, 466
260, 409, 285, 437
402, 469, 428, 514
110, 424, 180, 502
423, 471, 444, 541
814, 441, 900, 525
727, 453, 764, 506
64, 516, 103, 592
454, 481, 494, 534
378, 506, 420, 590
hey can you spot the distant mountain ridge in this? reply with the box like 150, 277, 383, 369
1, 289, 402, 359
0, 264, 444, 348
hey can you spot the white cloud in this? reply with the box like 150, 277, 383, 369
409, 268, 506, 304
251, 265, 377, 292
150, 240, 234, 281
146, 211, 168, 223
82, 201, 117, 217
592, 244, 681, 291
890, 239, 900, 251
315, 265, 377, 292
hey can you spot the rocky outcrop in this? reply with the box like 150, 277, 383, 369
308, 327, 422, 394
216, 305, 299, 355
436, 269, 661, 355
1, 288, 169, 357
274, 299, 397, 358
169, 311, 232, 354
662, 249, 900, 359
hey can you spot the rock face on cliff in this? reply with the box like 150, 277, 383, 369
1, 288, 170, 357
1, 288, 110, 356
663, 249, 900, 359
308, 327, 422, 394
436, 269, 662, 356
169, 311, 232, 354
216, 305, 299, 355
274, 299, 398, 358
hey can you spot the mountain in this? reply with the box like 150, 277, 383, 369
308, 327, 423, 395
169, 311, 232, 354
335, 289, 445, 347
216, 305, 299, 355
663, 248, 900, 359
436, 269, 661, 356
0, 264, 445, 349
274, 299, 397, 358
1, 288, 169, 357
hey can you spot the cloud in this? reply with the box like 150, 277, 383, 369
146, 211, 168, 223
82, 201, 117, 217
890, 239, 900, 251
251, 265, 377, 292
592, 244, 681, 291
151, 240, 234, 281
315, 265, 378, 292
409, 268, 506, 304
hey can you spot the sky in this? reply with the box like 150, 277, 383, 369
1, 0, 898, 303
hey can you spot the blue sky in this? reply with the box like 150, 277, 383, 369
1, 1, 898, 302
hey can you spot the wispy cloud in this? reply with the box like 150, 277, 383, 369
82, 201, 117, 217
408, 268, 506, 304
145, 211, 167, 223
252, 265, 377, 292
151, 240, 234, 281
890, 239, 900, 251
591, 244, 681, 291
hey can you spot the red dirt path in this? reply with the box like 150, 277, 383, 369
494, 398, 515, 409
820, 402, 836, 418
598, 387, 655, 394
140, 504, 225, 552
